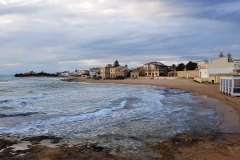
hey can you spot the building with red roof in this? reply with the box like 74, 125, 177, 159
142, 61, 168, 77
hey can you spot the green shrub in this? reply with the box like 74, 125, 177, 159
93, 77, 102, 80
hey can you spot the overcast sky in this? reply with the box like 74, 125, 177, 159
1, 0, 240, 75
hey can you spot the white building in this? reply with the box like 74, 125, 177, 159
74, 70, 90, 76
61, 71, 69, 77
220, 76, 240, 96
89, 68, 101, 77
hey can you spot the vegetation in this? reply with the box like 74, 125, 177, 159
176, 63, 185, 71
219, 52, 224, 57
104, 76, 125, 80
171, 64, 176, 76
114, 60, 120, 67
93, 77, 102, 80
186, 61, 197, 70
227, 52, 232, 62
15, 71, 58, 77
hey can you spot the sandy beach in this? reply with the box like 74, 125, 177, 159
1, 77, 240, 160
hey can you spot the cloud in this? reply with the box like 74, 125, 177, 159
58, 59, 107, 66
103, 9, 116, 14
2, 63, 21, 66
0, 0, 240, 75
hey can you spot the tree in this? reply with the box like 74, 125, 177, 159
227, 52, 232, 62
219, 52, 224, 57
176, 63, 185, 71
186, 61, 197, 70
114, 60, 120, 67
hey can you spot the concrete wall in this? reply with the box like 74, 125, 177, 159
177, 70, 199, 78
208, 74, 237, 84
208, 76, 218, 83
199, 69, 208, 78
138, 77, 177, 80
194, 77, 208, 83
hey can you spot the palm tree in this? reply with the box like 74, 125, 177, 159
219, 52, 224, 57
227, 52, 232, 62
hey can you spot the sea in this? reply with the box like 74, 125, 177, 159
0, 76, 221, 155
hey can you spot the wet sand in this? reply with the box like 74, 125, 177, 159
1, 77, 240, 160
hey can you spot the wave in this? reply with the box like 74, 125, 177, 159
0, 94, 45, 104
0, 112, 42, 118
0, 98, 127, 133
37, 98, 127, 126
0, 99, 12, 103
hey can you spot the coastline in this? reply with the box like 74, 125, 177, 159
1, 77, 240, 160
72, 77, 240, 133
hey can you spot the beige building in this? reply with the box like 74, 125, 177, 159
208, 57, 237, 74
110, 65, 128, 78
130, 70, 142, 78
100, 64, 112, 79
142, 61, 168, 77
195, 57, 240, 83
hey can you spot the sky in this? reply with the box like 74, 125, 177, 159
1, 0, 240, 75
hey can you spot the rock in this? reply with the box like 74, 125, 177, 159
115, 145, 120, 152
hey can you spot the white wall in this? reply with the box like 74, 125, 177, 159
209, 67, 234, 74
200, 69, 208, 78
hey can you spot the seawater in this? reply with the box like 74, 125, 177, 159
0, 76, 220, 153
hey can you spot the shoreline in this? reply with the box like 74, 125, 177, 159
1, 77, 240, 159
71, 77, 240, 133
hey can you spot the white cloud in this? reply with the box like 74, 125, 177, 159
2, 63, 20, 66
98, 0, 105, 4
66, 2, 94, 12
103, 9, 116, 14
58, 59, 107, 66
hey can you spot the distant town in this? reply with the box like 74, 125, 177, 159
15, 53, 240, 84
